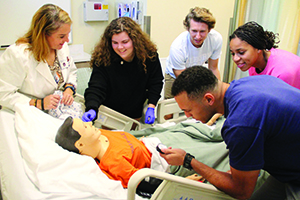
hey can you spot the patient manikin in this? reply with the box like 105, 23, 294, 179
56, 117, 161, 190
71, 118, 109, 160
55, 117, 203, 194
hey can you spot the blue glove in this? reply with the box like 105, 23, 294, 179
144, 107, 155, 124
82, 109, 96, 122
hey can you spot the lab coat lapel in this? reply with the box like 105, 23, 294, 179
57, 48, 69, 84
36, 62, 57, 88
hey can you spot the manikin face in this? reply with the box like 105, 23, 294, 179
175, 91, 214, 123
111, 31, 135, 62
230, 37, 260, 71
72, 118, 102, 158
188, 19, 210, 48
46, 23, 71, 51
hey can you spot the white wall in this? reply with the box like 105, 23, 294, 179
1, 0, 235, 79
147, 0, 235, 80
0, 0, 71, 46
70, 0, 235, 80
70, 0, 147, 54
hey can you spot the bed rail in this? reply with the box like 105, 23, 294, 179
75, 94, 141, 131
127, 168, 235, 200
156, 98, 187, 124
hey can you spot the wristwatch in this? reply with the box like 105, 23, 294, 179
183, 153, 195, 170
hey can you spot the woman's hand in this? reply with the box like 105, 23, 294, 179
82, 109, 97, 122
43, 94, 61, 110
61, 89, 74, 105
144, 104, 156, 124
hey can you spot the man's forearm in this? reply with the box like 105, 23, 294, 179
190, 159, 256, 199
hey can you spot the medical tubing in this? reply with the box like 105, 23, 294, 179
41, 98, 45, 110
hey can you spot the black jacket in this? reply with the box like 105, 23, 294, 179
84, 53, 164, 119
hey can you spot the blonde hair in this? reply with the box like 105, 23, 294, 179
16, 4, 72, 62
183, 7, 216, 30
90, 17, 157, 72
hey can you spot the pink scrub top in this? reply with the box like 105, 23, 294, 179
249, 48, 300, 90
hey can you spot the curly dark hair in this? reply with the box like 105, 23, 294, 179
90, 17, 157, 73
183, 7, 216, 30
171, 66, 218, 100
229, 21, 280, 50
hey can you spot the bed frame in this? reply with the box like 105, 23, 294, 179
0, 106, 236, 200
75, 94, 188, 132
128, 168, 235, 200
75, 59, 187, 131
75, 94, 141, 131
156, 98, 187, 124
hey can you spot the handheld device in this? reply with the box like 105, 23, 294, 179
156, 143, 167, 154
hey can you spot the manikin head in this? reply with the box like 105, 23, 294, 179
55, 117, 102, 159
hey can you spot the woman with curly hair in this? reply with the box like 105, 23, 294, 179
82, 17, 164, 126
229, 21, 300, 89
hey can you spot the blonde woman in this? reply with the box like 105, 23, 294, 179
0, 4, 77, 111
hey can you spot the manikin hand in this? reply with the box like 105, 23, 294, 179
144, 107, 155, 124
186, 174, 206, 182
82, 109, 96, 122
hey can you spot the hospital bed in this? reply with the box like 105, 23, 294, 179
0, 104, 243, 200
128, 168, 234, 200
75, 93, 185, 132
156, 98, 187, 124
75, 59, 186, 131
75, 94, 141, 132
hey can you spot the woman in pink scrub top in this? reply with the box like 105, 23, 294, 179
229, 21, 300, 90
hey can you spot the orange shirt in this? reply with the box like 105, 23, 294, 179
98, 130, 152, 188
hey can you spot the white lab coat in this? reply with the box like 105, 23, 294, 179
0, 43, 77, 111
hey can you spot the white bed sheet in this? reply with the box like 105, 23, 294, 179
0, 108, 47, 200
0, 103, 145, 200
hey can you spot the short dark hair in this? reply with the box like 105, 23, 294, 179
229, 21, 279, 50
171, 66, 218, 100
55, 117, 80, 154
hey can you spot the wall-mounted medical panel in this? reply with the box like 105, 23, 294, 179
83, 1, 109, 22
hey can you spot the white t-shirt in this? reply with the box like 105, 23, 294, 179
165, 29, 222, 78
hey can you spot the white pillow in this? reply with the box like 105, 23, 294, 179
14, 103, 130, 199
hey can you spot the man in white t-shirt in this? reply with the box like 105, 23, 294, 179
164, 7, 222, 99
